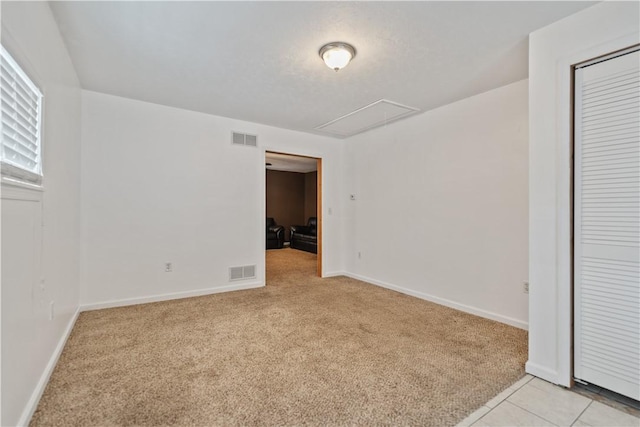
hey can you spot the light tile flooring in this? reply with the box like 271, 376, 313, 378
457, 376, 640, 427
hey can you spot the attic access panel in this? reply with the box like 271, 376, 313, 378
315, 99, 420, 138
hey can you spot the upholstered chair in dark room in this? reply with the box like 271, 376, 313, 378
266, 218, 285, 249
290, 217, 317, 253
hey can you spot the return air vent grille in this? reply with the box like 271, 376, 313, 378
315, 99, 420, 138
231, 132, 257, 147
229, 265, 256, 281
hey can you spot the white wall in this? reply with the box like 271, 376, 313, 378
344, 80, 529, 329
80, 91, 344, 307
1, 2, 82, 425
527, 2, 639, 387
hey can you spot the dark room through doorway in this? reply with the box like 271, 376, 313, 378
265, 151, 321, 278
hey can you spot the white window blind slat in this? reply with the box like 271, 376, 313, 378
3, 146, 38, 170
2, 105, 39, 140
1, 83, 39, 124
1, 45, 42, 182
2, 114, 39, 149
1, 85, 38, 120
1, 58, 39, 103
3, 133, 38, 161
2, 128, 38, 153
1, 97, 38, 125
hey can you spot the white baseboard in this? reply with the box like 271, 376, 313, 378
14, 274, 526, 426
80, 281, 264, 312
322, 271, 347, 278
16, 282, 264, 425
17, 308, 80, 427
343, 272, 528, 330
525, 361, 561, 385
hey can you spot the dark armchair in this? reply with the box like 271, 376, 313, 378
290, 217, 317, 254
266, 218, 285, 249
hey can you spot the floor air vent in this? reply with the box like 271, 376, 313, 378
229, 265, 256, 281
231, 132, 257, 147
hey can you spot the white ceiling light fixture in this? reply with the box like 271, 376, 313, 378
319, 42, 356, 71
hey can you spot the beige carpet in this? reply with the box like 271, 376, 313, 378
31, 248, 527, 426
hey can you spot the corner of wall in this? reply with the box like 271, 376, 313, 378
1, 2, 83, 424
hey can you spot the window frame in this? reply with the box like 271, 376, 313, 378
1, 44, 44, 186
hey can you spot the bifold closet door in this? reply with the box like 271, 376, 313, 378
574, 48, 640, 401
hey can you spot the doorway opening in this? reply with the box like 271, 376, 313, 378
265, 151, 322, 279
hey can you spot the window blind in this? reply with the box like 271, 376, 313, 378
1, 45, 43, 182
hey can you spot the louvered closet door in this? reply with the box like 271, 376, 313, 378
574, 48, 640, 401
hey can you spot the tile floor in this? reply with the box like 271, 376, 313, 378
457, 376, 640, 427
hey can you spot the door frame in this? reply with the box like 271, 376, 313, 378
264, 149, 322, 278
571, 44, 640, 392
526, 34, 640, 389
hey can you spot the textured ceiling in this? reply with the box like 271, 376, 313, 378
50, 1, 595, 138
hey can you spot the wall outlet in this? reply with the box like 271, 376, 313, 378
328, 207, 332, 215
165, 262, 172, 272
358, 251, 361, 259
523, 282, 529, 293
49, 301, 55, 320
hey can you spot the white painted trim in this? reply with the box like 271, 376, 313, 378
322, 271, 347, 278
1, 183, 43, 202
17, 283, 265, 425
17, 308, 80, 427
344, 272, 528, 330
261, 146, 325, 280
525, 361, 559, 384
1, 177, 44, 192
80, 281, 264, 311
554, 31, 640, 390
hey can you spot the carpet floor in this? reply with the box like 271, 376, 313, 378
31, 248, 527, 426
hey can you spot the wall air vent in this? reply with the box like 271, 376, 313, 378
231, 132, 258, 147
315, 99, 420, 138
229, 265, 256, 281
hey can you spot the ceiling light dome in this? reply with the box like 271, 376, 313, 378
319, 42, 356, 71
